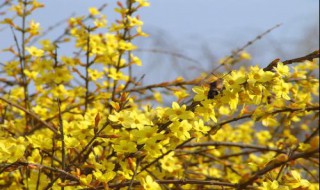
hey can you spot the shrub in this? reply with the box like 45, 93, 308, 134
0, 1, 319, 189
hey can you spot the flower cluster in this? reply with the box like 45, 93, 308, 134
0, 0, 319, 189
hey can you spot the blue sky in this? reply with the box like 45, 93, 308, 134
1, 0, 319, 83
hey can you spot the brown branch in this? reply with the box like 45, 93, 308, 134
138, 137, 194, 175
219, 150, 260, 159
106, 179, 239, 189
84, 27, 91, 113
182, 141, 285, 153
29, 13, 75, 45
209, 24, 282, 75
136, 48, 201, 65
123, 78, 201, 93
57, 99, 66, 182
52, 3, 108, 44
209, 106, 320, 134
237, 148, 319, 189
263, 50, 319, 71
0, 161, 79, 182
0, 97, 58, 134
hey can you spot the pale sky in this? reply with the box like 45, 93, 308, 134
1, 0, 319, 83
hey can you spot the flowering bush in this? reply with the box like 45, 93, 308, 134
0, 1, 319, 189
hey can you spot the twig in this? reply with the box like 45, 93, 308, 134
136, 48, 201, 65
123, 78, 201, 93
263, 50, 320, 71
0, 97, 58, 134
138, 137, 194, 174
128, 158, 141, 190
209, 24, 282, 76
21, 0, 29, 127
57, 98, 66, 189
52, 3, 108, 44
30, 13, 75, 45
237, 148, 319, 189
70, 120, 110, 165
182, 141, 284, 153
209, 106, 320, 134
0, 162, 79, 182
84, 26, 91, 113
106, 179, 239, 189
35, 152, 44, 190
111, 2, 134, 102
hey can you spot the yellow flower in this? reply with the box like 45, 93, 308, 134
79, 174, 93, 186
107, 67, 129, 81
11, 3, 23, 16
130, 54, 142, 66
53, 67, 73, 84
169, 120, 192, 140
160, 152, 182, 172
247, 66, 275, 84
108, 110, 131, 126
144, 138, 163, 158
136, 0, 150, 7
88, 68, 103, 81
165, 102, 194, 121
285, 170, 311, 189
141, 175, 161, 190
94, 16, 107, 28
118, 40, 137, 51
52, 84, 68, 99
239, 51, 251, 60
40, 39, 55, 51
114, 140, 137, 154
28, 20, 40, 36
225, 71, 247, 91
136, 26, 149, 37
23, 69, 38, 80
26, 46, 44, 57
262, 115, 279, 127
192, 86, 207, 102
153, 92, 163, 103
127, 16, 144, 27
273, 80, 291, 100
93, 170, 116, 183
173, 89, 189, 102
195, 103, 217, 122
89, 7, 100, 16
193, 120, 210, 134
274, 62, 290, 77
259, 180, 282, 190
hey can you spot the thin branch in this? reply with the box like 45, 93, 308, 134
138, 137, 194, 174
136, 48, 201, 65
0, 97, 58, 134
35, 152, 44, 190
21, 0, 29, 127
209, 106, 320, 134
128, 158, 141, 190
84, 26, 91, 113
123, 78, 201, 93
70, 120, 110, 165
0, 162, 79, 182
237, 148, 319, 189
182, 141, 285, 153
263, 50, 319, 71
52, 3, 108, 44
57, 98, 66, 190
209, 24, 282, 75
106, 179, 239, 189
29, 13, 75, 45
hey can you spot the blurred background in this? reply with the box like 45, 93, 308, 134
1, 0, 319, 85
